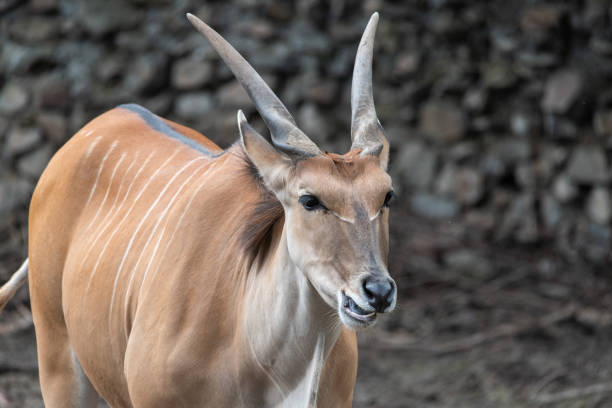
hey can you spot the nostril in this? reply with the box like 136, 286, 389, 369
362, 276, 394, 312
362, 278, 375, 300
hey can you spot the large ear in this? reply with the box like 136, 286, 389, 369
237, 110, 292, 192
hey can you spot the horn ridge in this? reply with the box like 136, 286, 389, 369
350, 12, 386, 152
186, 13, 321, 158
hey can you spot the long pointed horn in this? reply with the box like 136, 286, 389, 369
186, 13, 321, 158
350, 12, 388, 164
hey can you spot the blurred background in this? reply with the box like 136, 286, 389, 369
1, 0, 612, 406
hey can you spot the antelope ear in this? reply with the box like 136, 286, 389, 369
237, 110, 292, 191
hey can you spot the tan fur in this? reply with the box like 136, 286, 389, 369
20, 107, 370, 407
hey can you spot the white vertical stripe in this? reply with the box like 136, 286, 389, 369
107, 156, 206, 333
139, 163, 223, 303
79, 151, 152, 274
85, 149, 182, 295
85, 135, 102, 159
85, 152, 126, 232
122, 162, 208, 331
85, 140, 118, 207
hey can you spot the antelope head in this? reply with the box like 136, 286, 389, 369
188, 13, 396, 329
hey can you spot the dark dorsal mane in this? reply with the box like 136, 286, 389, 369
234, 147, 284, 268
119, 104, 221, 157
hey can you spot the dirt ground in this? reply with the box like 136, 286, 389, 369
1, 204, 612, 407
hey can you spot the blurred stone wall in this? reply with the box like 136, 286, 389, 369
1, 0, 611, 270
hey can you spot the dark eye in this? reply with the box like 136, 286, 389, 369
299, 195, 327, 211
383, 191, 396, 208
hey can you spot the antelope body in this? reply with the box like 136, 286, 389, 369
0, 13, 396, 407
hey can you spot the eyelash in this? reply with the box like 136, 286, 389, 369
383, 191, 396, 208
298, 195, 328, 211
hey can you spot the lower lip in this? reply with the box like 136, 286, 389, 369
343, 305, 376, 323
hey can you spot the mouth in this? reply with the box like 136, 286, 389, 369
340, 291, 376, 326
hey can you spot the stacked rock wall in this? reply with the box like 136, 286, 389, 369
1, 0, 611, 274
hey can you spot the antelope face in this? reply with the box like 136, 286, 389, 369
189, 11, 395, 329
282, 154, 396, 329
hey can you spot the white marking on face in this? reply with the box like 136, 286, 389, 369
85, 140, 117, 207
331, 211, 354, 224
369, 209, 381, 221
108, 155, 206, 334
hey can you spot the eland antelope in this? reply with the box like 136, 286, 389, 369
0, 12, 396, 407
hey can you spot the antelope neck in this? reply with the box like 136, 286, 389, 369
240, 224, 342, 406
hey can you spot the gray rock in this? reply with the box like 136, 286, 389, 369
0, 82, 28, 115
449, 142, 477, 161
393, 51, 420, 77
174, 92, 214, 120
297, 103, 330, 145
171, 58, 213, 90
123, 53, 168, 95
541, 70, 582, 113
566, 145, 608, 184
464, 210, 496, 234
443, 249, 494, 280
514, 163, 536, 190
436, 165, 483, 205
463, 88, 487, 112
0, 177, 33, 215
17, 144, 54, 179
395, 141, 437, 190
591, 35, 612, 56
37, 112, 67, 144
586, 187, 612, 224
77, 0, 139, 37
490, 137, 532, 167
5, 127, 42, 157
420, 99, 466, 143
541, 194, 563, 230
217, 82, 252, 108
96, 54, 124, 82
410, 193, 460, 219
543, 115, 578, 139
552, 175, 578, 203
510, 110, 540, 137
575, 218, 611, 264
481, 61, 517, 89
36, 78, 69, 109
328, 48, 353, 77
306, 80, 338, 106
2, 41, 56, 75
8, 16, 59, 42
594, 110, 612, 136
454, 168, 484, 205
30, 0, 58, 12
434, 163, 456, 197
145, 95, 173, 117
497, 194, 539, 243
520, 4, 564, 33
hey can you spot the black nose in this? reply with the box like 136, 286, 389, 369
362, 276, 395, 313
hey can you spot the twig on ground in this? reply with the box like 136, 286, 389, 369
364, 304, 577, 354
530, 382, 612, 405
